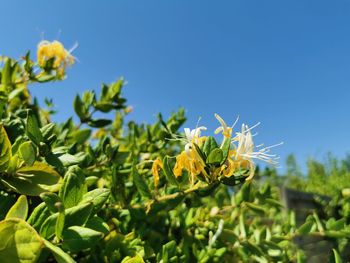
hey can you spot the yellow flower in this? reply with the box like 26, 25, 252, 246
152, 159, 163, 188
171, 126, 208, 183
173, 150, 205, 180
173, 151, 190, 177
37, 40, 75, 75
220, 151, 236, 177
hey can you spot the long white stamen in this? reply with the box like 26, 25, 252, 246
261, 142, 284, 150
244, 122, 261, 133
195, 117, 202, 131
231, 115, 240, 129
68, 42, 79, 53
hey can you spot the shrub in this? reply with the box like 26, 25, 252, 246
0, 41, 347, 263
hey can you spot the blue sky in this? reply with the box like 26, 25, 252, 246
2, 1, 350, 172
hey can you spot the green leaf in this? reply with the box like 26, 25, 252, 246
61, 226, 104, 252
162, 240, 177, 262
45, 153, 65, 173
220, 229, 238, 243
239, 213, 247, 239
82, 90, 96, 105
40, 123, 56, 141
132, 164, 151, 199
195, 182, 220, 197
27, 202, 51, 231
312, 212, 324, 232
0, 124, 11, 172
69, 129, 91, 144
1, 58, 13, 85
0, 218, 44, 263
206, 148, 223, 165
59, 165, 87, 209
220, 137, 231, 165
19, 141, 37, 166
1, 162, 61, 196
85, 216, 110, 235
11, 137, 25, 156
326, 218, 346, 231
332, 249, 343, 263
36, 73, 55, 83
0, 194, 16, 220
296, 250, 306, 263
121, 254, 145, 263
215, 247, 227, 258
26, 112, 43, 145
325, 230, 350, 238
5, 195, 28, 220
7, 155, 19, 174
147, 195, 185, 216
43, 239, 75, 263
55, 211, 65, 241
192, 143, 207, 164
162, 156, 178, 186
80, 188, 110, 214
8, 87, 26, 101
73, 95, 89, 121
94, 102, 114, 113
265, 198, 284, 208
87, 119, 112, 128
58, 153, 86, 167
202, 136, 219, 158
245, 202, 266, 215
235, 182, 252, 204
40, 202, 93, 239
297, 220, 315, 235
40, 192, 64, 213
114, 151, 130, 165
108, 79, 123, 100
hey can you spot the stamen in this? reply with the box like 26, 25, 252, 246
231, 115, 240, 129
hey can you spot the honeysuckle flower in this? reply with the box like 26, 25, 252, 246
152, 159, 163, 188
173, 150, 206, 181
184, 126, 207, 153
37, 40, 75, 75
234, 123, 282, 181
171, 114, 281, 185
220, 151, 237, 177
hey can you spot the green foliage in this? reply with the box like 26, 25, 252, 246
0, 43, 349, 263
5, 195, 28, 220
0, 125, 11, 171
286, 153, 350, 196
0, 218, 44, 263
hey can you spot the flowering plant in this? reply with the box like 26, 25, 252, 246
167, 114, 281, 187
0, 40, 345, 263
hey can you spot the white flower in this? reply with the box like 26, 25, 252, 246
234, 123, 282, 180
184, 126, 207, 144
184, 126, 207, 155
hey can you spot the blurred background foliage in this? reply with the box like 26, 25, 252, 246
283, 153, 350, 197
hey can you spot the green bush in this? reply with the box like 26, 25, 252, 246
0, 41, 347, 262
